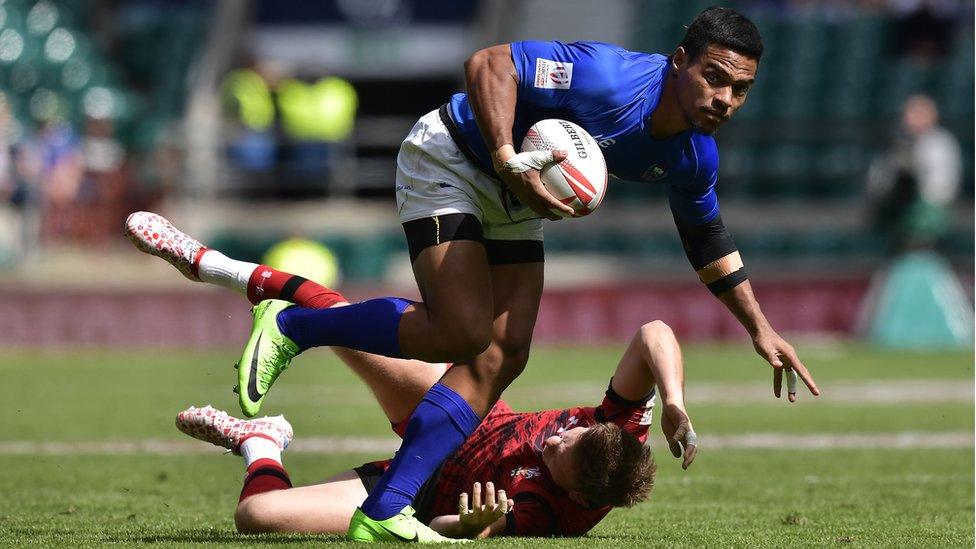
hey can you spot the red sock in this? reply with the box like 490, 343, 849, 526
246, 265, 347, 309
190, 247, 208, 278
239, 458, 292, 502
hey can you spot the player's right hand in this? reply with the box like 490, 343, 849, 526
753, 327, 819, 402
458, 481, 513, 537
661, 402, 697, 470
494, 146, 574, 220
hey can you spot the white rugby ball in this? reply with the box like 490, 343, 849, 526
521, 119, 608, 217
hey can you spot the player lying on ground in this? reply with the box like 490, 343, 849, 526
126, 214, 696, 540
176, 315, 694, 540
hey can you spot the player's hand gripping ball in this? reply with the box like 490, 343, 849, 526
521, 119, 608, 217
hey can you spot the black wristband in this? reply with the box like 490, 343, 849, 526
705, 268, 749, 296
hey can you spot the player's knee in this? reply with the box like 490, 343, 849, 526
639, 320, 674, 344
479, 338, 531, 385
437, 321, 492, 360
235, 496, 274, 534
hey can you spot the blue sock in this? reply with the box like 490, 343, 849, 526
360, 383, 482, 520
276, 297, 411, 358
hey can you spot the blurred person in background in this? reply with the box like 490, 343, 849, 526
34, 116, 84, 243
867, 94, 961, 252
275, 70, 357, 196
221, 59, 358, 199
0, 94, 17, 207
222, 60, 278, 177
78, 115, 131, 241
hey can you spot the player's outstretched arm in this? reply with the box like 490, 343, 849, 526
715, 281, 820, 402
611, 321, 697, 469
464, 45, 573, 219
670, 204, 820, 402
428, 481, 513, 539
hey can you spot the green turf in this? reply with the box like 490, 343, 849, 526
1, 343, 972, 547
0, 450, 971, 547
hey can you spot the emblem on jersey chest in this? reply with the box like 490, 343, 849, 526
642, 164, 668, 181
511, 466, 541, 479
534, 58, 573, 90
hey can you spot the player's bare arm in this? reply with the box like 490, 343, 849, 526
611, 321, 697, 469
464, 45, 573, 219
428, 481, 513, 539
671, 206, 819, 402
716, 281, 819, 402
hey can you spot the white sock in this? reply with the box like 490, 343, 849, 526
197, 250, 258, 295
240, 436, 282, 468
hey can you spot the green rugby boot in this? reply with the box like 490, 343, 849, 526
346, 506, 465, 543
236, 299, 300, 417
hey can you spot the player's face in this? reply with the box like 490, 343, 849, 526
674, 44, 757, 134
541, 426, 588, 491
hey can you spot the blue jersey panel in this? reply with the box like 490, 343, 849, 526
447, 40, 721, 224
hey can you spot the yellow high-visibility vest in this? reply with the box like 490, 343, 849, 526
277, 77, 358, 142
221, 68, 275, 131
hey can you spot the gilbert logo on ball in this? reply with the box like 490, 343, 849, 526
522, 119, 608, 217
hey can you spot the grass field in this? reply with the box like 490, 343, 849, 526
2, 343, 973, 547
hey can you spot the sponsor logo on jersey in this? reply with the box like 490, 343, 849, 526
534, 58, 573, 90
642, 164, 668, 181
511, 466, 541, 479
557, 415, 580, 432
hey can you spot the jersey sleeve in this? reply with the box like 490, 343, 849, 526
593, 380, 656, 442
505, 491, 559, 537
504, 483, 611, 537
510, 40, 621, 112
667, 133, 721, 224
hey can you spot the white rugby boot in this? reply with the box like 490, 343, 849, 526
124, 211, 205, 281
175, 405, 293, 454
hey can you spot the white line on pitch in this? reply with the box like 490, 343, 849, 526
505, 380, 973, 405
0, 432, 970, 456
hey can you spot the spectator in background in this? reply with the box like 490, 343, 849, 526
78, 116, 130, 240
34, 117, 85, 242
275, 72, 358, 196
867, 94, 962, 251
222, 61, 278, 174
221, 58, 358, 199
0, 94, 16, 206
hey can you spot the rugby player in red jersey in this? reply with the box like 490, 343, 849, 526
178, 309, 694, 540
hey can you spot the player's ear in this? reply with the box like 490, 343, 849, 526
671, 46, 687, 74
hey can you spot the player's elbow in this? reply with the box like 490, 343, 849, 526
463, 48, 487, 75
638, 320, 675, 347
464, 45, 513, 84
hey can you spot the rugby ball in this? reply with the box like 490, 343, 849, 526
521, 119, 608, 217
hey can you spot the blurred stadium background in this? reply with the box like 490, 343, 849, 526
0, 0, 973, 546
0, 0, 972, 347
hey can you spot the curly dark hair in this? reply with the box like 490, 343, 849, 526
679, 6, 764, 61
575, 423, 656, 507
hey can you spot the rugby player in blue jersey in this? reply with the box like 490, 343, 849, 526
128, 6, 819, 542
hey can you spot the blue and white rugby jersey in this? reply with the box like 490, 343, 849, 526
447, 40, 720, 224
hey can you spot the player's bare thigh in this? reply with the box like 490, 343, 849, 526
441, 260, 544, 411
398, 238, 494, 361
235, 470, 367, 535
331, 347, 448, 424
